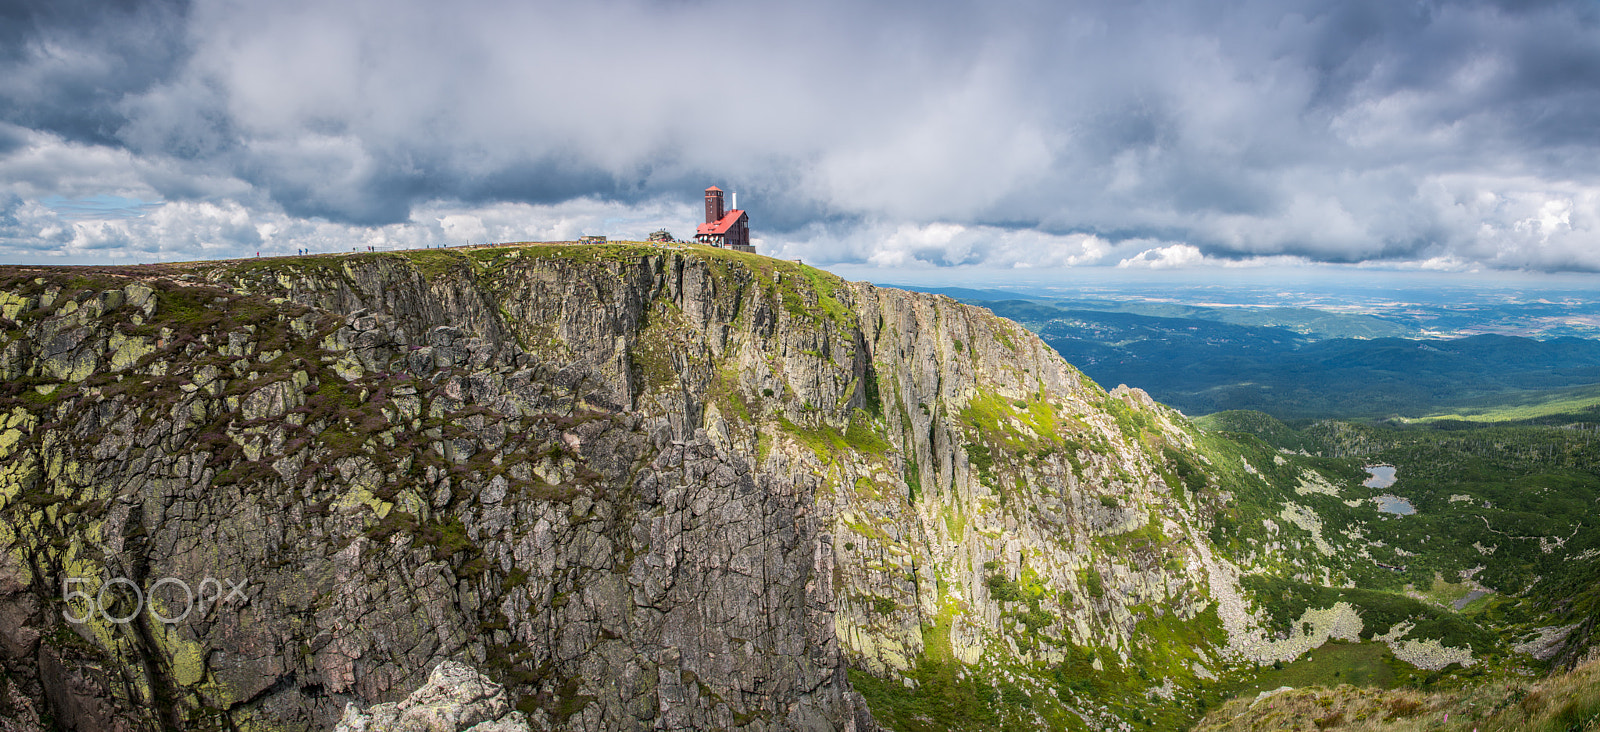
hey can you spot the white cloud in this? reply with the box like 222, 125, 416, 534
1118, 244, 1205, 269
763, 221, 1136, 270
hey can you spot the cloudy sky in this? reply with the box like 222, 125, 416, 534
2, 0, 1599, 273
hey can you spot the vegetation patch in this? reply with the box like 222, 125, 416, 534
1235, 641, 1398, 695
1197, 655, 1600, 732
779, 409, 892, 463
1243, 576, 1500, 653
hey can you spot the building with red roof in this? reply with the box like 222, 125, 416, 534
695, 187, 754, 252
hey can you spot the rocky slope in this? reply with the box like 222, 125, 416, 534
1194, 655, 1600, 731
0, 242, 1575, 731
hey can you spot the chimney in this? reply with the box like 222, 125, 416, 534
731, 191, 737, 211
705, 187, 725, 224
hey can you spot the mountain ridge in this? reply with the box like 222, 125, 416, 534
0, 242, 1589, 731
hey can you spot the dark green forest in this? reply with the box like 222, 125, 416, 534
1203, 410, 1600, 638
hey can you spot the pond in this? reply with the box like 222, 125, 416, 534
1363, 465, 1414, 515
1373, 494, 1416, 515
1454, 589, 1490, 610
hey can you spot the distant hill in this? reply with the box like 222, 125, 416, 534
1412, 382, 1600, 424
971, 300, 1600, 420
897, 286, 1419, 339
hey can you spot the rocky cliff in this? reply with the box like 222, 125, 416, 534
0, 243, 1528, 731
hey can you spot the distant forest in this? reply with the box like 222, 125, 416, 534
973, 300, 1600, 421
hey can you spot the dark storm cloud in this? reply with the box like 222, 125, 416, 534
0, 125, 25, 157
2, 0, 1600, 269
0, 0, 191, 147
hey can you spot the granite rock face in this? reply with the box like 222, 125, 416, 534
0, 250, 902, 731
0, 245, 1399, 730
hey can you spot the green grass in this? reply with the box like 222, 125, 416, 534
1545, 693, 1600, 732
1094, 511, 1167, 553
156, 289, 220, 326
844, 411, 891, 454
403, 248, 480, 279
779, 410, 891, 463
958, 390, 1088, 489
1099, 394, 1157, 441
1235, 641, 1399, 695
1081, 567, 1105, 599
1417, 573, 1476, 608
848, 664, 1002, 732
654, 241, 858, 330
1199, 656, 1600, 732
795, 264, 854, 327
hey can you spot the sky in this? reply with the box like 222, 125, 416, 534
2, 0, 1600, 274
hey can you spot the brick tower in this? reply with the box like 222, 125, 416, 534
704, 187, 725, 225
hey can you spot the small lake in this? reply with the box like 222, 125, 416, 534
1373, 494, 1416, 515
1364, 466, 1413, 515
1453, 589, 1489, 610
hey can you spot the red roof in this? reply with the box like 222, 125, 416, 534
705, 186, 723, 193
696, 210, 745, 236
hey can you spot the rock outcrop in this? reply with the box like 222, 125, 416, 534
335, 660, 529, 732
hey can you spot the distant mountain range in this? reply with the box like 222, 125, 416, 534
903, 287, 1600, 421
909, 287, 1417, 339
904, 285, 1600, 340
